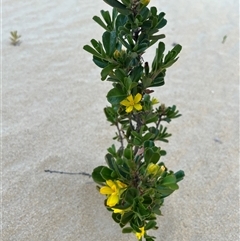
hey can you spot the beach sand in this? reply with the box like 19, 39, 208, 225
2, 0, 239, 240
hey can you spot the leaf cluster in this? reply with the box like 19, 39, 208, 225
92, 141, 184, 240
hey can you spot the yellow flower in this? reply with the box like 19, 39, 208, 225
135, 227, 145, 240
151, 97, 159, 105
120, 93, 142, 113
140, 0, 150, 6
99, 180, 127, 207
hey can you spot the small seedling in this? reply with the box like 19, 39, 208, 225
10, 31, 21, 45
222, 35, 227, 44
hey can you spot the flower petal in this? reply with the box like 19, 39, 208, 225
100, 186, 113, 195
135, 227, 145, 240
116, 180, 127, 189
112, 208, 124, 214
107, 194, 119, 207
106, 180, 115, 188
126, 106, 133, 113
134, 93, 142, 103
127, 95, 134, 102
134, 103, 142, 111
120, 99, 130, 107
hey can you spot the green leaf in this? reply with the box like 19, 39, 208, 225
134, 217, 144, 229
111, 171, 118, 178
100, 10, 112, 27
107, 86, 127, 105
114, 202, 132, 210
145, 221, 157, 230
130, 66, 143, 82
157, 125, 171, 142
162, 175, 176, 185
102, 31, 117, 57
142, 20, 152, 29
162, 58, 179, 69
121, 211, 134, 226
160, 150, 166, 156
105, 153, 115, 170
132, 131, 143, 146
162, 44, 182, 69
139, 7, 150, 19
144, 113, 158, 124
156, 185, 174, 197
150, 34, 165, 41
167, 183, 179, 190
144, 149, 160, 164
157, 17, 167, 29
125, 188, 139, 204
150, 7, 157, 16
151, 41, 164, 71
156, 42, 165, 65
101, 64, 117, 80
144, 140, 155, 148
107, 144, 117, 156
115, 14, 128, 34
137, 202, 150, 217
104, 107, 117, 123
92, 166, 106, 183
158, 12, 166, 22
90, 39, 101, 52
118, 34, 131, 49
130, 222, 141, 233
115, 68, 127, 81
112, 8, 118, 23
100, 166, 114, 180
150, 76, 165, 87
131, 131, 142, 140
121, 0, 131, 7
174, 170, 185, 182
122, 227, 133, 233
136, 43, 148, 53
148, 127, 159, 140
103, 0, 130, 15
83, 45, 103, 59
93, 16, 109, 31
143, 132, 155, 141
123, 147, 132, 160
126, 34, 135, 48
93, 56, 108, 68
152, 205, 162, 215
112, 212, 121, 223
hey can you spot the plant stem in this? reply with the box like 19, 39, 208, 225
156, 114, 163, 129
116, 121, 124, 151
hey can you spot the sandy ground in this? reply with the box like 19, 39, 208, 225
2, 0, 239, 240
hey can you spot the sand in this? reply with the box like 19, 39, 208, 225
2, 0, 239, 240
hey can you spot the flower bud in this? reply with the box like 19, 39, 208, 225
159, 165, 165, 175
113, 50, 121, 59
151, 97, 159, 105
147, 163, 166, 176
147, 163, 159, 176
